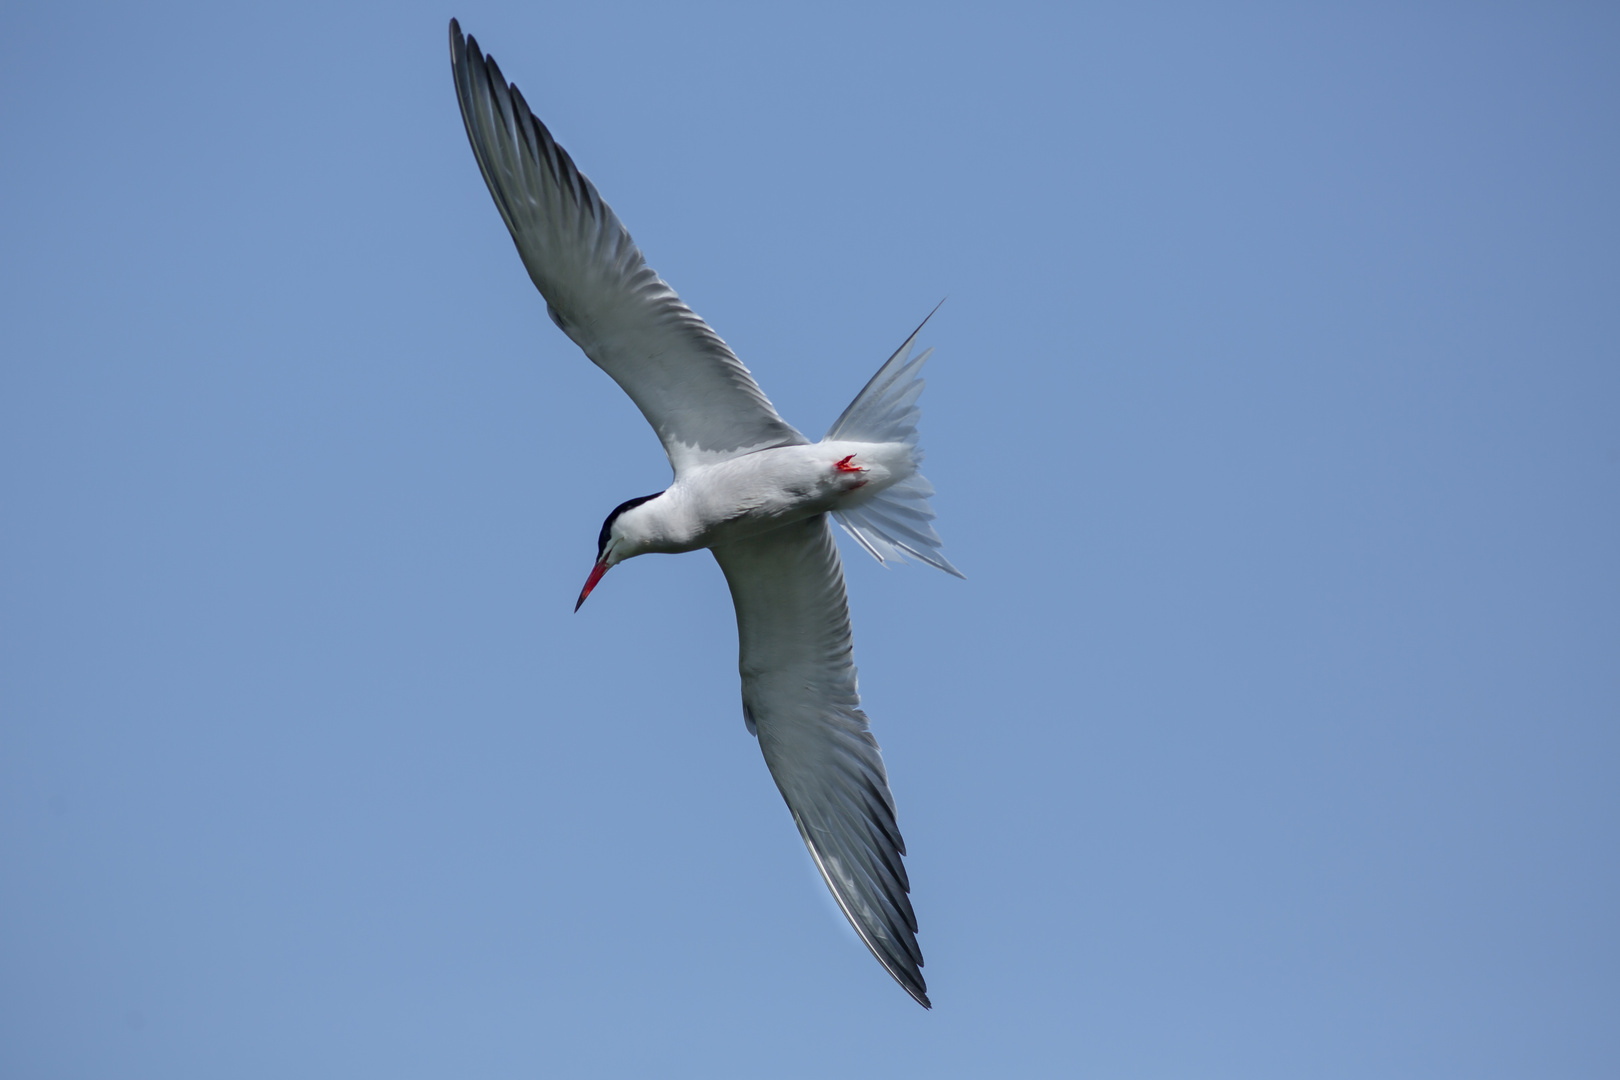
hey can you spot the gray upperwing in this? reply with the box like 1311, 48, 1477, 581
711, 514, 929, 1008
450, 21, 806, 473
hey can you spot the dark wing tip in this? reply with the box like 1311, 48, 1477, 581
900, 962, 932, 1010
799, 814, 931, 1008
895, 964, 932, 1009
449, 20, 487, 74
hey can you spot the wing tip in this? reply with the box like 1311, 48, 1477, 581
792, 810, 931, 1009
892, 959, 933, 1010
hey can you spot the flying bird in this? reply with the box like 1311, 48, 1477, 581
449, 19, 961, 1008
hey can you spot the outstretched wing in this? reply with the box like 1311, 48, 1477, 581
711, 515, 928, 1007
449, 21, 806, 474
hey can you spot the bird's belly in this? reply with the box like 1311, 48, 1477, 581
673, 441, 911, 549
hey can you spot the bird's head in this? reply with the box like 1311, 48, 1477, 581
575, 492, 663, 611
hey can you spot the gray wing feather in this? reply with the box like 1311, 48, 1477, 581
712, 515, 929, 1008
449, 21, 806, 473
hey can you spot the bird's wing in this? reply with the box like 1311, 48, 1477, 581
711, 515, 928, 1008
449, 21, 806, 474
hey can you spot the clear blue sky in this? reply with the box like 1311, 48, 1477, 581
3, 2, 1616, 1076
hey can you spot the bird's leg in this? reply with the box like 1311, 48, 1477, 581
833, 453, 868, 490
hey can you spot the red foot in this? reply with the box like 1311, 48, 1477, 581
834, 454, 864, 473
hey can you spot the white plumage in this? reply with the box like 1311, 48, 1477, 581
450, 20, 961, 1008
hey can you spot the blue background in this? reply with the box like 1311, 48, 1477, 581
3, 2, 1616, 1076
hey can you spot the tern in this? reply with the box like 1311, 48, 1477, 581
450, 20, 961, 1008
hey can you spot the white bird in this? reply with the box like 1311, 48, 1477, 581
449, 20, 962, 1009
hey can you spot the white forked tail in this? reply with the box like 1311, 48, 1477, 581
826, 310, 965, 579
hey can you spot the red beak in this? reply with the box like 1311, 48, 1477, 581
575, 560, 609, 612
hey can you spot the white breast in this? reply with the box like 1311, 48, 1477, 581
625, 440, 917, 554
